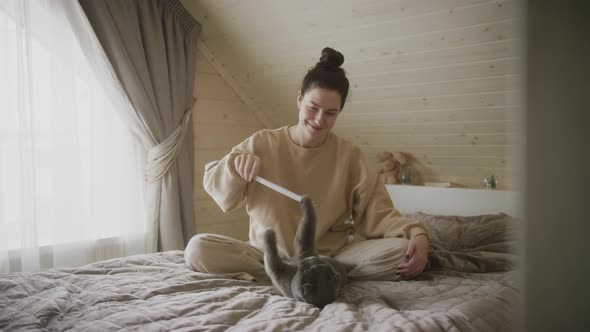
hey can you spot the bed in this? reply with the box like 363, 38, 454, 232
0, 185, 520, 331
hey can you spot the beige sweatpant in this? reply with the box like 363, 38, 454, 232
184, 233, 409, 282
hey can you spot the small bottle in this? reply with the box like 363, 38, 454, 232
400, 167, 412, 184
484, 175, 497, 189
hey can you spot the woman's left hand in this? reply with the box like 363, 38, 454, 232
397, 234, 429, 278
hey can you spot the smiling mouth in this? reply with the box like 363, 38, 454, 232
307, 122, 322, 131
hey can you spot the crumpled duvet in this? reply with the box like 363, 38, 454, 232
408, 212, 519, 273
0, 214, 519, 332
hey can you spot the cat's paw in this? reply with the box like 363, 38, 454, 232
300, 196, 314, 212
263, 228, 277, 248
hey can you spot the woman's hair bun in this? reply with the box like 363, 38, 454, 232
318, 47, 345, 68
301, 47, 349, 108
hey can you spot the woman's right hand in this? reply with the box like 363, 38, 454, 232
233, 153, 261, 182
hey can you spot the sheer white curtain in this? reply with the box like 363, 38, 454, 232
0, 0, 151, 273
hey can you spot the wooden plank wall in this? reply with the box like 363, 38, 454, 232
183, 0, 523, 190
192, 49, 265, 240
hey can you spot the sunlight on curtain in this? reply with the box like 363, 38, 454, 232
0, 0, 149, 272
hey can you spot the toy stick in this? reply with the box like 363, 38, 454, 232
254, 176, 303, 203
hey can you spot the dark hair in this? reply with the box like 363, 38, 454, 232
300, 47, 350, 109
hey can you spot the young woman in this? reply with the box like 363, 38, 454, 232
185, 48, 429, 282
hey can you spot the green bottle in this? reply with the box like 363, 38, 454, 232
484, 175, 497, 189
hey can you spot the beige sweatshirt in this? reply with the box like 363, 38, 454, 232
203, 126, 427, 257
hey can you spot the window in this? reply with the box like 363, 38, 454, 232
0, 0, 148, 272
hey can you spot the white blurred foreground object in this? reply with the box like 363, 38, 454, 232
254, 176, 303, 203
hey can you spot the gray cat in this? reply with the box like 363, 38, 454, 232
263, 196, 348, 308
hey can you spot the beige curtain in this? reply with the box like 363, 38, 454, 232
79, 0, 200, 251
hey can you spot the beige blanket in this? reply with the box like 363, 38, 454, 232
0, 214, 518, 331
408, 212, 518, 273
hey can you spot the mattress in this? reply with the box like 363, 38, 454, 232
0, 213, 518, 331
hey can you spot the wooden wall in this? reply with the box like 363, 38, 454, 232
183, 0, 523, 191
186, 0, 523, 235
192, 49, 265, 240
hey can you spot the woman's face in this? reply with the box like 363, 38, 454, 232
296, 87, 342, 143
